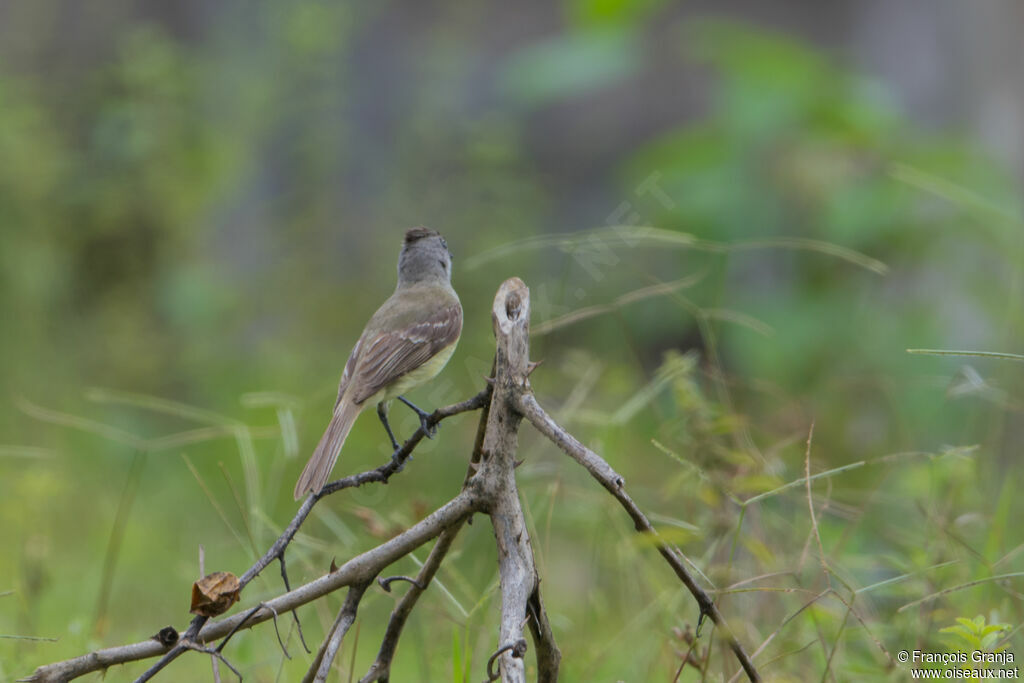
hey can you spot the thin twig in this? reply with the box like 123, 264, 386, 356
304, 583, 369, 683
726, 589, 831, 683
124, 397, 490, 683
24, 489, 483, 683
25, 277, 765, 683
359, 525, 464, 683
361, 381, 496, 683
485, 640, 527, 682
243, 389, 489, 590
377, 576, 425, 592
517, 392, 761, 682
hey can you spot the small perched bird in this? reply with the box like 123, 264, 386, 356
294, 227, 463, 500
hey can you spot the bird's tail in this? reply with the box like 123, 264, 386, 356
294, 400, 362, 500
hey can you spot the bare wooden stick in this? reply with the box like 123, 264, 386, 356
22, 490, 482, 682
477, 277, 557, 683
125, 392, 489, 683
485, 280, 532, 673
304, 583, 369, 683
358, 525, 464, 683
243, 388, 488, 592
361, 377, 496, 683
24, 277, 760, 683
517, 392, 761, 682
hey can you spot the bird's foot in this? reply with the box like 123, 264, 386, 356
398, 396, 438, 439
419, 413, 437, 439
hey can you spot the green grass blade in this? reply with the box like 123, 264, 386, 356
908, 349, 1024, 362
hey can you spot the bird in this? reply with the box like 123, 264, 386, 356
294, 227, 463, 500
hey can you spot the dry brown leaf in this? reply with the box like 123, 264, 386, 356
190, 571, 241, 617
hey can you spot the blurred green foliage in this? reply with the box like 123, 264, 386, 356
941, 615, 1011, 655
2, 2, 1023, 681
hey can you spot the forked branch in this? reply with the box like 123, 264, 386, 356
24, 277, 759, 683
517, 393, 761, 682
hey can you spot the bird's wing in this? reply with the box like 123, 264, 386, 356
350, 302, 462, 405
333, 337, 362, 409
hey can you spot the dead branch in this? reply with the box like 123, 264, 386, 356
358, 525, 464, 683
361, 368, 495, 683
476, 277, 559, 682
22, 490, 482, 682
24, 277, 760, 682
303, 582, 369, 682
517, 392, 761, 682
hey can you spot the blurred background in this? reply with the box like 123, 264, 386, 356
2, 1, 1023, 680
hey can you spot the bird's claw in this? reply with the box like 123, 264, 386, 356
420, 415, 437, 439
398, 396, 437, 439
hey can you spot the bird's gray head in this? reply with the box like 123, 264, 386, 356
397, 227, 453, 287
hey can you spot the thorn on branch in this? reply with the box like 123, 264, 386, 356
695, 604, 712, 638
378, 575, 425, 593
485, 639, 528, 682
526, 359, 543, 377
